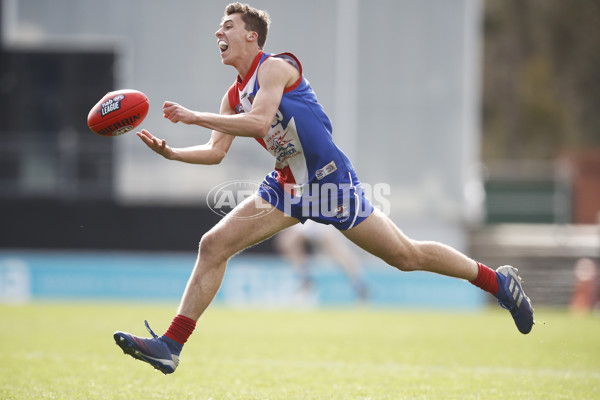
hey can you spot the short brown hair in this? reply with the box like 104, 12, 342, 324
225, 3, 271, 49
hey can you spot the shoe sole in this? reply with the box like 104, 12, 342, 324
113, 332, 176, 374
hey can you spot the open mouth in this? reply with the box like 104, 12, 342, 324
218, 40, 229, 53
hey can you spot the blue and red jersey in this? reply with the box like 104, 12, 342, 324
227, 51, 358, 193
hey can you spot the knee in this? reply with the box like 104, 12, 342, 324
386, 241, 422, 272
198, 229, 229, 264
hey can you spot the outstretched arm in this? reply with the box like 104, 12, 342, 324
162, 57, 299, 138
136, 93, 236, 165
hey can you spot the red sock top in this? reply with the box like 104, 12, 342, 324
470, 262, 499, 295
164, 314, 196, 345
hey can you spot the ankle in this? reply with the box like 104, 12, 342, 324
470, 262, 499, 295
164, 314, 197, 346
161, 335, 183, 354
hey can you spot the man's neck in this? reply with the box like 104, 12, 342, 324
234, 49, 263, 80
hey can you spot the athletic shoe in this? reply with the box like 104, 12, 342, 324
114, 320, 181, 374
495, 265, 535, 334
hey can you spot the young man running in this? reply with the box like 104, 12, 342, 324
114, 2, 534, 374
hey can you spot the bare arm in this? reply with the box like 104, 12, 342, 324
162, 57, 299, 138
136, 93, 236, 165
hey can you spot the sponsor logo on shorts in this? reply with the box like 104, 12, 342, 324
206, 180, 278, 220
335, 204, 349, 219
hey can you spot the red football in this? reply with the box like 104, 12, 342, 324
87, 89, 149, 136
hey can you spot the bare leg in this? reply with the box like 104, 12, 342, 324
341, 208, 478, 281
178, 195, 298, 320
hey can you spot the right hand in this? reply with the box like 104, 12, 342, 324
163, 101, 199, 125
136, 129, 174, 160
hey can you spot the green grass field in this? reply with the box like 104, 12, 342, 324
1, 303, 598, 399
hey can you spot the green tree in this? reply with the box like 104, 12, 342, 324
482, 0, 600, 161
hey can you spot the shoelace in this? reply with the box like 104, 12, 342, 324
144, 320, 181, 358
497, 299, 514, 312
144, 320, 160, 340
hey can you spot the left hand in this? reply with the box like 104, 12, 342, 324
163, 101, 199, 124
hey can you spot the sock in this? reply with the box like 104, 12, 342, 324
470, 262, 499, 295
163, 314, 196, 346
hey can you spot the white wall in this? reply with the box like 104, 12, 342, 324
3, 0, 483, 248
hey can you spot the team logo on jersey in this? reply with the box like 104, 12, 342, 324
266, 116, 301, 163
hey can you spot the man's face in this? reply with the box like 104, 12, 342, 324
215, 13, 250, 64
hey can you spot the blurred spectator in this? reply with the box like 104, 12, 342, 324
275, 220, 369, 302
569, 258, 599, 314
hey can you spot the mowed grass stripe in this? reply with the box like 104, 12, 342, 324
0, 303, 598, 399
